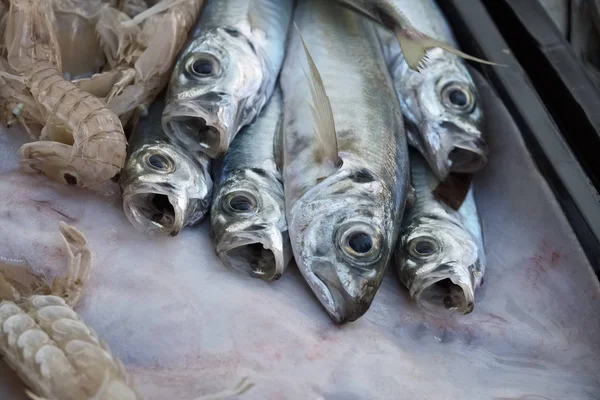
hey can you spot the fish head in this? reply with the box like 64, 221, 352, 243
395, 211, 482, 316
404, 54, 487, 180
211, 168, 290, 281
163, 28, 265, 158
288, 168, 394, 323
120, 143, 213, 236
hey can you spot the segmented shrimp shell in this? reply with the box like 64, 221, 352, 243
19, 62, 127, 188
0, 223, 253, 399
0, 222, 141, 399
0, 296, 141, 400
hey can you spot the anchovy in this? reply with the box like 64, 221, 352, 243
395, 149, 485, 315
211, 86, 290, 281
162, 0, 294, 158
376, 0, 488, 180
120, 93, 213, 236
280, 0, 410, 323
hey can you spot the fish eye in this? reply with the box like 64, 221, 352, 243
229, 195, 253, 211
186, 54, 220, 79
408, 237, 439, 258
145, 152, 174, 173
348, 232, 373, 254
336, 222, 382, 263
441, 82, 474, 113
223, 190, 258, 215
193, 59, 213, 75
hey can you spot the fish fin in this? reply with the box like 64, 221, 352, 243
396, 27, 504, 72
406, 185, 417, 209
274, 112, 284, 175
433, 173, 473, 210
333, 0, 502, 71
294, 23, 342, 168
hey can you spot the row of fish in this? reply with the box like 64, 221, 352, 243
119, 0, 488, 323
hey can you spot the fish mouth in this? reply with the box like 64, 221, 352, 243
215, 227, 289, 281
162, 101, 230, 158
305, 258, 371, 324
423, 120, 488, 179
411, 263, 476, 316
447, 144, 488, 174
122, 183, 202, 236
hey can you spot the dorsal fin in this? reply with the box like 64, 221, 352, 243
273, 112, 284, 175
335, 0, 504, 72
294, 23, 342, 168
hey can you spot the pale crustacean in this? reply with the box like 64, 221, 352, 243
0, 222, 143, 400
0, 221, 253, 399
0, 0, 203, 189
0, 0, 128, 188
75, 0, 205, 128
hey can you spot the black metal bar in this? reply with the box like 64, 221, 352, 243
436, 0, 600, 274
482, 0, 600, 191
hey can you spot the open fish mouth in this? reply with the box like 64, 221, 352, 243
216, 228, 287, 281
162, 102, 229, 158
412, 263, 476, 316
448, 144, 488, 174
122, 183, 192, 236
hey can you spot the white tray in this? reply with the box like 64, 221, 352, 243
1, 71, 599, 399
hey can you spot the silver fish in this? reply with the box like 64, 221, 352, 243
162, 0, 294, 158
120, 94, 213, 236
395, 149, 485, 316
281, 0, 410, 323
377, 0, 488, 181
211, 86, 290, 281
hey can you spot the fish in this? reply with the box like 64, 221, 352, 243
331, 0, 499, 72
210, 86, 290, 281
162, 0, 295, 158
120, 92, 213, 236
395, 149, 485, 316
280, 0, 410, 323
376, 0, 488, 181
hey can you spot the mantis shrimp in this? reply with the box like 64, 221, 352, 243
0, 0, 204, 188
0, 222, 142, 400
75, 0, 204, 127
0, 0, 127, 188
0, 222, 253, 399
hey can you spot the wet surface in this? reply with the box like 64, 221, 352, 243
0, 74, 599, 399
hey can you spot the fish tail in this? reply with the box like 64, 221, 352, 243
396, 27, 504, 72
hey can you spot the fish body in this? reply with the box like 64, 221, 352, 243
395, 150, 485, 315
120, 93, 213, 236
211, 86, 290, 281
281, 0, 409, 323
377, 0, 487, 180
162, 0, 294, 158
